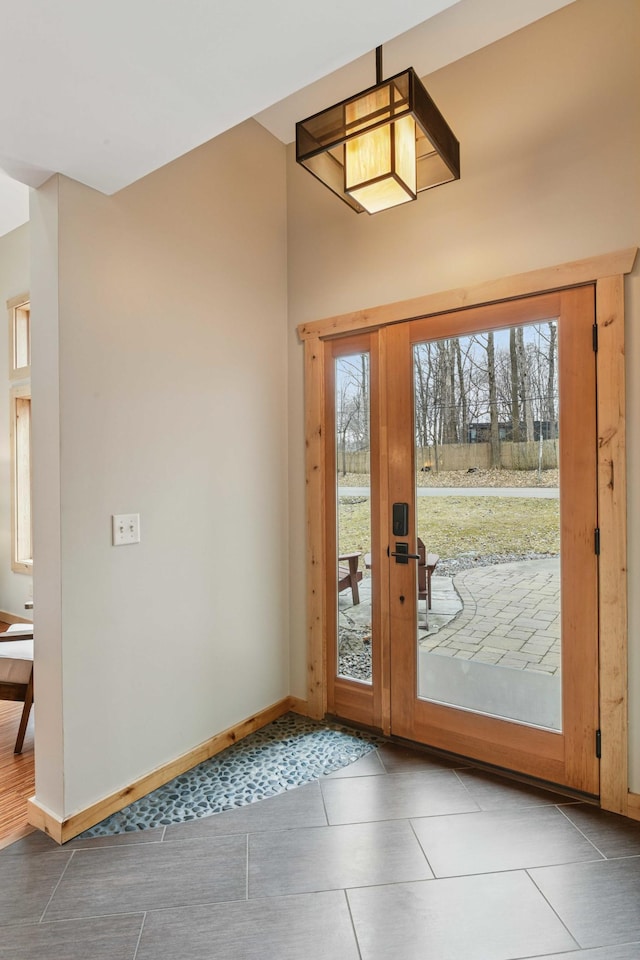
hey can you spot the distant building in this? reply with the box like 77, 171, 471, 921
466, 420, 558, 443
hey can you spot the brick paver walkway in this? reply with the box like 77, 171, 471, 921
421, 558, 560, 674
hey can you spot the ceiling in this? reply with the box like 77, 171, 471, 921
0, 0, 575, 239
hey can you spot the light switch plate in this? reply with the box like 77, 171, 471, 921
112, 513, 141, 546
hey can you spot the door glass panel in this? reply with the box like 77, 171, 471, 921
413, 321, 561, 729
335, 353, 372, 684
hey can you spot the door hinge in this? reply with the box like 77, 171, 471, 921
595, 729, 602, 758
594, 528, 600, 555
592, 323, 598, 352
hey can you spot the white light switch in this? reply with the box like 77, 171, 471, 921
112, 513, 141, 546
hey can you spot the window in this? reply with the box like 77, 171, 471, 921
8, 293, 30, 380
8, 293, 32, 573
10, 384, 32, 573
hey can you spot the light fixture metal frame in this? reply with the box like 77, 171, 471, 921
296, 62, 460, 215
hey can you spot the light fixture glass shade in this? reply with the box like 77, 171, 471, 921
296, 68, 459, 215
345, 112, 417, 214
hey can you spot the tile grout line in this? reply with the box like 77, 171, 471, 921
375, 748, 389, 774
344, 889, 364, 960
451, 768, 483, 812
317, 772, 333, 826
132, 911, 147, 960
38, 849, 76, 923
523, 866, 582, 951
555, 804, 609, 860
408, 817, 436, 878
245, 833, 249, 900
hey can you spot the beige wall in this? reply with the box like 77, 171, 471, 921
0, 224, 33, 618
286, 0, 640, 786
30, 120, 289, 817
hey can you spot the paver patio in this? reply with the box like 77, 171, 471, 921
421, 557, 560, 674
339, 556, 560, 676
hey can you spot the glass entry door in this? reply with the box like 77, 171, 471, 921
325, 288, 599, 796
326, 331, 385, 730
387, 288, 599, 795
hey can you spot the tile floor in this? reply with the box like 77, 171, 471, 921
1, 741, 640, 959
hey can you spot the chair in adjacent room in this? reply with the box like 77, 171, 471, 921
0, 622, 34, 753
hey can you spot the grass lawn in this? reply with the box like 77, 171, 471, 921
338, 495, 559, 559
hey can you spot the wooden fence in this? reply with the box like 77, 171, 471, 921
341, 440, 558, 474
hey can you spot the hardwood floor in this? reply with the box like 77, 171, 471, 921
0, 621, 35, 848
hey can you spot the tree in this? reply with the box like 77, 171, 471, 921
546, 321, 557, 428
516, 327, 534, 441
335, 354, 369, 475
509, 327, 521, 441
486, 331, 501, 467
454, 338, 469, 444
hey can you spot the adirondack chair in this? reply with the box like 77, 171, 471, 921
417, 538, 439, 610
338, 552, 363, 605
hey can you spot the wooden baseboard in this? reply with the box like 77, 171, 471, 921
288, 696, 310, 716
626, 791, 640, 822
0, 609, 32, 626
28, 696, 294, 844
25, 798, 63, 844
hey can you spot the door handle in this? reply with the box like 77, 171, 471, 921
390, 542, 420, 563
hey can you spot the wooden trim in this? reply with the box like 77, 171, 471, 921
375, 330, 392, 735
559, 287, 599, 794
305, 337, 326, 719
6, 293, 30, 312
368, 332, 383, 731
25, 800, 64, 844
596, 275, 628, 816
324, 341, 338, 718
407, 293, 562, 344
288, 696, 310, 716
301, 249, 635, 807
324, 333, 380, 729
27, 697, 293, 844
627, 792, 640, 822
297, 248, 637, 342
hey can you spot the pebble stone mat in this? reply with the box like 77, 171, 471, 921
79, 713, 379, 838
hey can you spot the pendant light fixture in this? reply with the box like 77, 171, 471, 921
296, 47, 460, 215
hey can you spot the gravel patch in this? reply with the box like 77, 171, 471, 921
435, 551, 559, 576
339, 649, 372, 683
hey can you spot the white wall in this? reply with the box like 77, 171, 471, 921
30, 178, 64, 814
0, 224, 33, 617
286, 0, 640, 785
30, 120, 289, 817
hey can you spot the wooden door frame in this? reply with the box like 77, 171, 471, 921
299, 247, 636, 816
